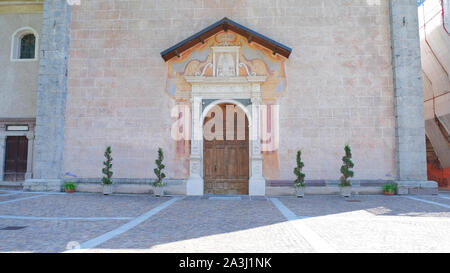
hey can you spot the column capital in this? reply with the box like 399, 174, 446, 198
26, 132, 34, 140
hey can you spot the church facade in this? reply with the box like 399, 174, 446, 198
0, 0, 438, 195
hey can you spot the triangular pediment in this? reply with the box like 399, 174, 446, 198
160, 17, 292, 61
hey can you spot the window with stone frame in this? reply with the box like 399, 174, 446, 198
11, 27, 39, 61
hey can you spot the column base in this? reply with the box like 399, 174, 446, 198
249, 176, 266, 196
23, 179, 63, 192
395, 180, 438, 195
186, 176, 204, 196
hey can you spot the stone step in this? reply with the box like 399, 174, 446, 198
0, 181, 23, 190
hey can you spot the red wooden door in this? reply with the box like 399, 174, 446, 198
4, 136, 28, 181
204, 104, 249, 194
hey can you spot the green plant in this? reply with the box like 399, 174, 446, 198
382, 183, 397, 193
339, 144, 354, 187
102, 146, 113, 185
153, 148, 166, 187
293, 150, 306, 187
64, 182, 77, 191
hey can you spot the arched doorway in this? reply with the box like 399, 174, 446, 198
203, 103, 249, 194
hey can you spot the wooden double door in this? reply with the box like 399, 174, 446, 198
203, 104, 249, 194
4, 136, 28, 181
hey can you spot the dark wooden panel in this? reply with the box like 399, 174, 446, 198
203, 104, 249, 194
4, 136, 28, 181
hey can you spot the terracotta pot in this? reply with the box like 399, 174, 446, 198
65, 189, 75, 193
384, 191, 395, 196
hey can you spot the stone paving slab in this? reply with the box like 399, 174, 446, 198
279, 195, 450, 218
0, 193, 168, 218
0, 193, 41, 202
0, 192, 449, 253
93, 199, 314, 252
0, 219, 127, 253
278, 195, 450, 252
414, 195, 450, 207
301, 217, 450, 252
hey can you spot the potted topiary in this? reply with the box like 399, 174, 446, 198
101, 146, 113, 195
293, 150, 306, 198
382, 183, 396, 195
339, 144, 354, 197
152, 148, 166, 197
64, 182, 77, 193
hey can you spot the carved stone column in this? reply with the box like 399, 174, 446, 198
25, 133, 34, 180
249, 88, 265, 196
389, 0, 437, 194
186, 97, 204, 195
0, 134, 6, 181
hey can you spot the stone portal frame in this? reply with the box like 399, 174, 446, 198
0, 121, 35, 182
185, 76, 267, 196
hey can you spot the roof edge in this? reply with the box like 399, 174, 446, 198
160, 17, 292, 62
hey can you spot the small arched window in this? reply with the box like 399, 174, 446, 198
11, 27, 39, 61
20, 34, 36, 59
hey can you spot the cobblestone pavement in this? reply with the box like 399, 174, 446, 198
0, 191, 449, 253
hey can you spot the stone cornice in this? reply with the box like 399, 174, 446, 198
184, 76, 267, 84
0, 0, 44, 14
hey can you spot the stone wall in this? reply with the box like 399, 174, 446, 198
0, 13, 42, 119
64, 0, 396, 182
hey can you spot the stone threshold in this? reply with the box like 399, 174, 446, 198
0, 181, 24, 189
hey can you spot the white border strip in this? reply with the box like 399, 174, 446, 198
270, 198, 337, 253
0, 192, 21, 197
0, 215, 133, 221
0, 195, 46, 205
65, 197, 181, 252
404, 196, 450, 209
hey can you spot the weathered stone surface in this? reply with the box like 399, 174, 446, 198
26, 0, 72, 191
73, 179, 186, 195
23, 179, 64, 192
389, 0, 428, 181
395, 180, 438, 195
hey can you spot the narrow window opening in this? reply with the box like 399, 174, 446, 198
20, 34, 36, 59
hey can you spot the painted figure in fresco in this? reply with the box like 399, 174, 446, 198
217, 53, 235, 77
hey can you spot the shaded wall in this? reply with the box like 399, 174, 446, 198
0, 13, 42, 119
